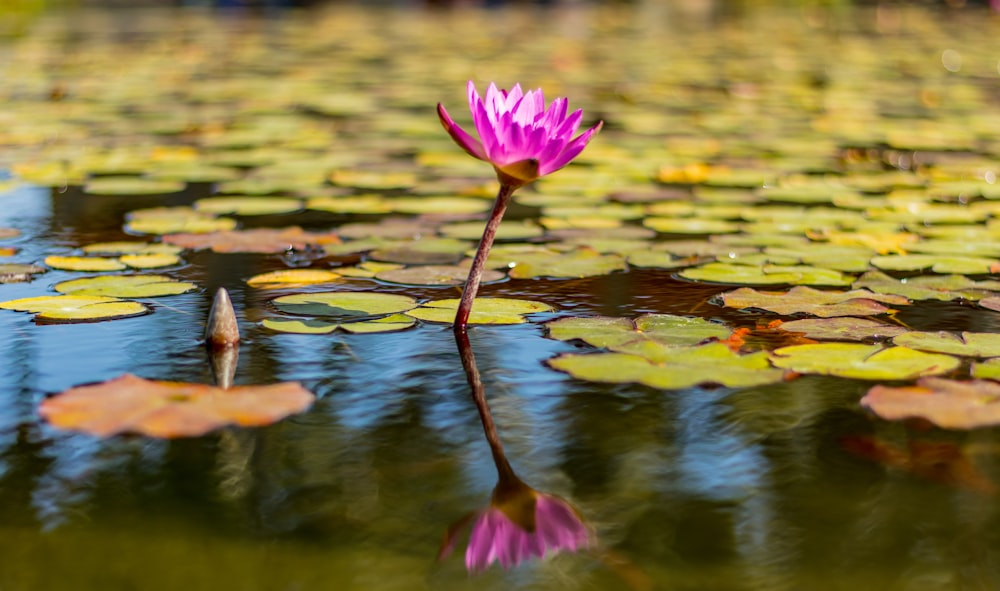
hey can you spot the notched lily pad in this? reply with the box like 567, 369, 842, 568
770, 343, 960, 380
44, 256, 126, 272
892, 331, 1000, 358
406, 298, 553, 325
870, 254, 1000, 275
83, 177, 186, 196
547, 343, 785, 389
546, 314, 731, 350
261, 317, 339, 334
0, 263, 47, 284
54, 274, 197, 298
374, 265, 504, 287
721, 286, 908, 317
272, 291, 418, 319
163, 227, 341, 254
861, 378, 1000, 429
0, 295, 150, 323
854, 271, 1000, 302
777, 317, 907, 342
680, 263, 853, 286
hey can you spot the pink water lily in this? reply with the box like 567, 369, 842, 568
437, 81, 603, 188
437, 81, 602, 330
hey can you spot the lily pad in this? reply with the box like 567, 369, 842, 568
0, 294, 149, 323
892, 331, 1000, 358
680, 262, 853, 287
44, 256, 127, 272
272, 291, 418, 318
406, 298, 553, 325
261, 317, 339, 334
246, 269, 342, 288
861, 377, 1000, 429
507, 249, 627, 279
194, 196, 304, 216
339, 314, 416, 334
0, 263, 47, 284
374, 265, 504, 287
547, 343, 785, 389
721, 286, 908, 317
770, 343, 960, 380
854, 271, 1000, 302
546, 314, 731, 350
54, 274, 198, 298
83, 177, 186, 196
870, 254, 1000, 275
163, 227, 341, 254
39, 373, 315, 438
777, 317, 907, 342
125, 207, 238, 235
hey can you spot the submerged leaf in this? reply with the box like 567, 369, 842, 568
770, 343, 959, 380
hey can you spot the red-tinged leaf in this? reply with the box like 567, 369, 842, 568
39, 374, 315, 438
163, 226, 341, 254
861, 377, 1000, 429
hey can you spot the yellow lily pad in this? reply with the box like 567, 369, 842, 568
0, 295, 149, 323
246, 269, 342, 288
54, 274, 198, 298
406, 298, 554, 325
770, 343, 960, 380
44, 256, 127, 272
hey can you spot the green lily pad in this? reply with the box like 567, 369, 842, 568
44, 256, 127, 272
374, 265, 504, 287
247, 269, 342, 288
0, 295, 149, 323
971, 358, 1000, 380
261, 317, 338, 334
546, 314, 731, 350
870, 254, 999, 275
778, 317, 907, 342
81, 242, 183, 256
770, 343, 960, 380
272, 291, 418, 319
861, 377, 1000, 429
405, 298, 553, 325
547, 343, 785, 389
507, 249, 627, 279
854, 271, 1000, 302
306, 195, 394, 215
54, 274, 197, 298
643, 217, 741, 234
193, 196, 304, 216
892, 331, 1000, 357
721, 286, 908, 317
339, 313, 416, 334
83, 177, 186, 196
387, 197, 493, 215
438, 220, 545, 241
369, 238, 473, 265
680, 262, 853, 286
125, 207, 238, 235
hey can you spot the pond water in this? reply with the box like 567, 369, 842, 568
2, 2, 1000, 590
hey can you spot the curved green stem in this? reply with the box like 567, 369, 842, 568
453, 183, 516, 333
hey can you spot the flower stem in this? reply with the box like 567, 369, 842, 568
453, 183, 516, 333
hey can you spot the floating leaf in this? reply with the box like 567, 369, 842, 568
83, 177, 186, 196
119, 253, 182, 269
194, 196, 304, 216
125, 207, 237, 235
0, 295, 149, 323
770, 343, 960, 380
163, 226, 341, 254
546, 314, 730, 350
778, 317, 907, 342
272, 291, 418, 318
369, 238, 472, 265
307, 194, 393, 215
247, 269, 342, 288
721, 286, 908, 317
892, 331, 1000, 358
39, 373, 315, 438
439, 220, 544, 241
680, 262, 853, 286
854, 271, 1000, 302
406, 298, 553, 325
861, 378, 1000, 429
374, 265, 504, 287
507, 249, 627, 279
870, 254, 1000, 275
82, 242, 183, 256
54, 275, 197, 298
44, 256, 126, 272
547, 344, 785, 389
261, 317, 338, 334
643, 217, 740, 235
339, 314, 416, 334
971, 358, 1000, 380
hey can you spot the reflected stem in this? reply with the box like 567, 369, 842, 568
455, 329, 519, 487
453, 183, 517, 333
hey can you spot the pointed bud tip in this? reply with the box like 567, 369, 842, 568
206, 287, 240, 348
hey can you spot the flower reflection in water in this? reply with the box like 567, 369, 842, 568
440, 330, 592, 573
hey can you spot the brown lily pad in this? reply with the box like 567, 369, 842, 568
861, 377, 1000, 429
